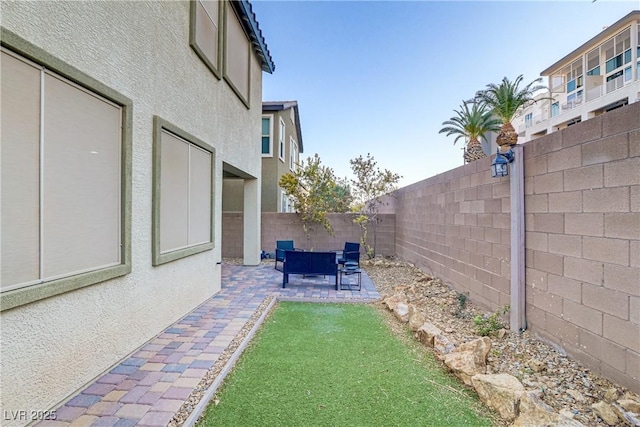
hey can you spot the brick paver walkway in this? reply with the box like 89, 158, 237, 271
38, 263, 379, 426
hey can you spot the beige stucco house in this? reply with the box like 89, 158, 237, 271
0, 0, 273, 422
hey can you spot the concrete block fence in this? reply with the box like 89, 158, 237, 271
222, 212, 396, 258
394, 102, 639, 392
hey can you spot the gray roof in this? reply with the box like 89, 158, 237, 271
262, 101, 304, 152
231, 0, 275, 73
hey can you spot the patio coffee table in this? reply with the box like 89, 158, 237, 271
339, 262, 361, 291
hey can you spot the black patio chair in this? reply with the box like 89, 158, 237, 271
337, 241, 360, 267
275, 240, 296, 271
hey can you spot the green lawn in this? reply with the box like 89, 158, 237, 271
197, 302, 496, 426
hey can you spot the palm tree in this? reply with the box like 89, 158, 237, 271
439, 100, 501, 162
474, 74, 549, 148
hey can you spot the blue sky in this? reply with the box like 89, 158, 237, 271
252, 0, 639, 186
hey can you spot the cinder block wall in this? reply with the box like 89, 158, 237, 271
222, 212, 396, 257
394, 102, 639, 392
522, 102, 639, 392
394, 157, 512, 311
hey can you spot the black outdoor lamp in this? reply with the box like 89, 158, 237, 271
491, 147, 515, 178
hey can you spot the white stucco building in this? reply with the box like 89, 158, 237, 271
0, 0, 273, 422
515, 10, 640, 140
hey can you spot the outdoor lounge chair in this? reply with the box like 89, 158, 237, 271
337, 241, 360, 267
275, 240, 296, 271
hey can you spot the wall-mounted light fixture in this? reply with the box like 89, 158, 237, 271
491, 148, 515, 178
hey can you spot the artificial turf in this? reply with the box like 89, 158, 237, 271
197, 301, 495, 426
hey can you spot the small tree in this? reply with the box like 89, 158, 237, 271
279, 154, 340, 249
349, 153, 401, 259
326, 177, 354, 213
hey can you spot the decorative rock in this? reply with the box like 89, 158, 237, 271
416, 322, 442, 347
444, 327, 454, 333
471, 373, 524, 421
457, 337, 492, 366
433, 334, 455, 357
604, 388, 619, 403
513, 391, 584, 427
408, 305, 426, 332
619, 399, 640, 414
612, 402, 640, 426
383, 293, 406, 311
567, 389, 586, 403
592, 401, 621, 426
393, 302, 410, 323
497, 328, 507, 339
445, 345, 488, 387
560, 408, 576, 419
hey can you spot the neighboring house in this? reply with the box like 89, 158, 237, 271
222, 100, 304, 212
261, 101, 304, 212
0, 0, 273, 422
515, 10, 640, 141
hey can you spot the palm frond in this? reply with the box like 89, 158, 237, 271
439, 100, 501, 146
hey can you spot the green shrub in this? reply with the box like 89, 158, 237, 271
473, 305, 509, 337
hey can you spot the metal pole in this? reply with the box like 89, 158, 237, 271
510, 145, 526, 332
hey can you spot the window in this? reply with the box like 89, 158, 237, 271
279, 118, 285, 161
525, 113, 533, 128
281, 191, 288, 213
289, 138, 298, 171
624, 66, 632, 82
565, 58, 583, 93
224, 3, 251, 107
190, 0, 223, 78
604, 28, 631, 74
1, 43, 131, 311
191, 1, 252, 107
261, 116, 272, 156
551, 102, 560, 117
152, 117, 214, 266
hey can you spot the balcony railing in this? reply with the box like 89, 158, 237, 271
561, 97, 583, 111
605, 75, 624, 94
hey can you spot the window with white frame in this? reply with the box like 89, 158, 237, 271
261, 115, 272, 156
0, 47, 130, 304
153, 117, 214, 265
525, 113, 533, 128
281, 191, 288, 212
289, 138, 298, 171
279, 118, 285, 161
604, 28, 631, 74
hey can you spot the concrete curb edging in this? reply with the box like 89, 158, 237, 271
183, 296, 278, 427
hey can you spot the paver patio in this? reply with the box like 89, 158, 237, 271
37, 263, 380, 426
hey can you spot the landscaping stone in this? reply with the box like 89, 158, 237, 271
416, 322, 442, 347
513, 391, 584, 427
471, 373, 524, 421
444, 337, 491, 386
592, 400, 621, 426
407, 305, 425, 332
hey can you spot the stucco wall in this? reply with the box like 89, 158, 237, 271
222, 212, 396, 258
394, 102, 640, 392
1, 1, 263, 421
